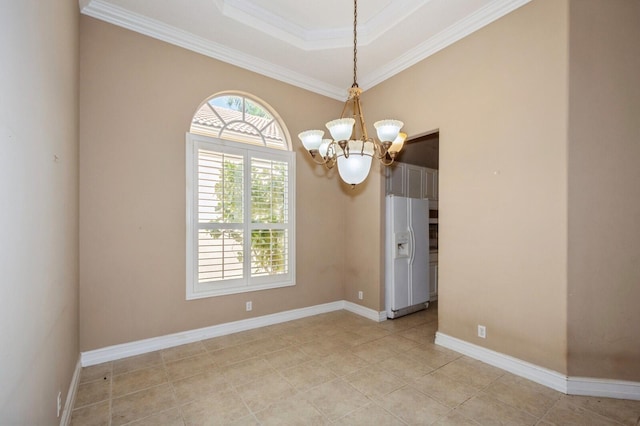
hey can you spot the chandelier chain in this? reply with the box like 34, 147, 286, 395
353, 0, 358, 88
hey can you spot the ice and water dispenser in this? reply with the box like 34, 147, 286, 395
394, 231, 410, 258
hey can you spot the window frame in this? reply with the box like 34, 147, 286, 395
186, 133, 296, 300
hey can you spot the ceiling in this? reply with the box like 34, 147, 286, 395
79, 0, 530, 100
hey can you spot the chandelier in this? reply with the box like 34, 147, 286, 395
298, 0, 406, 187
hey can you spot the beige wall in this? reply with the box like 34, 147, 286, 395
342, 166, 387, 310
0, 0, 80, 423
79, 17, 348, 351
365, 0, 570, 373
567, 0, 640, 381
77, 0, 640, 384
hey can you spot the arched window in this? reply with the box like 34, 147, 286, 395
190, 93, 290, 150
186, 93, 295, 299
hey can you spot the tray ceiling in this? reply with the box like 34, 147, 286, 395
80, 0, 531, 100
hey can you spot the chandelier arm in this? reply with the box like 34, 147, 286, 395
311, 155, 329, 166
373, 143, 384, 159
379, 155, 395, 166
373, 139, 392, 160
379, 141, 391, 157
325, 157, 336, 170
340, 140, 350, 159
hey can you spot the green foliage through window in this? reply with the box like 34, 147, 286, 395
208, 158, 288, 276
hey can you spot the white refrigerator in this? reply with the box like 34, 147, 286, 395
385, 195, 430, 319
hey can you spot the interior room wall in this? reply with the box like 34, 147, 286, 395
567, 0, 640, 381
364, 0, 570, 373
0, 0, 80, 423
79, 16, 347, 351
342, 168, 387, 311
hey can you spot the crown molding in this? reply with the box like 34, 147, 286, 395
80, 0, 345, 100
360, 0, 532, 90
214, 0, 350, 50
80, 0, 530, 98
215, 0, 430, 51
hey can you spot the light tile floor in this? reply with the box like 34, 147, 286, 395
71, 304, 640, 425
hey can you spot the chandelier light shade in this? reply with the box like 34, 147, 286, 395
374, 120, 404, 142
335, 140, 375, 185
319, 139, 333, 158
327, 118, 356, 141
390, 132, 408, 154
298, 129, 324, 151
298, 0, 406, 187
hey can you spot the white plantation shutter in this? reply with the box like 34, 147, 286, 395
198, 228, 243, 282
197, 149, 244, 283
250, 158, 289, 278
186, 135, 295, 299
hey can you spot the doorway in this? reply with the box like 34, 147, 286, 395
395, 131, 439, 170
384, 131, 439, 320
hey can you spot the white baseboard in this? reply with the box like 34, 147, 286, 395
567, 376, 640, 401
344, 301, 387, 322
60, 357, 82, 426
435, 332, 640, 401
435, 332, 567, 392
81, 300, 383, 367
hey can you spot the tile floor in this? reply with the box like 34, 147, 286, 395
71, 304, 640, 425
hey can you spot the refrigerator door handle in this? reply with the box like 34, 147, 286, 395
408, 224, 415, 265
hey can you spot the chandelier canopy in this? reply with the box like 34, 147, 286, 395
298, 0, 406, 187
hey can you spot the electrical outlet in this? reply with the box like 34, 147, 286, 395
358, 291, 363, 300
57, 391, 62, 417
477, 325, 486, 339
246, 301, 252, 311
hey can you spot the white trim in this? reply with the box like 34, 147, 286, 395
215, 0, 429, 51
81, 301, 386, 366
216, 0, 350, 50
83, 301, 348, 366
80, 0, 530, 98
186, 133, 296, 300
360, 0, 532, 89
78, 307, 640, 401
59, 357, 82, 426
567, 377, 640, 401
79, 0, 344, 100
435, 332, 640, 401
435, 332, 567, 393
343, 301, 387, 322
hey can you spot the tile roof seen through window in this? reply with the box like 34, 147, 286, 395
191, 102, 287, 150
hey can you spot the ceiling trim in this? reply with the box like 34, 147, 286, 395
80, 0, 531, 99
215, 0, 431, 51
80, 0, 346, 99
360, 0, 532, 89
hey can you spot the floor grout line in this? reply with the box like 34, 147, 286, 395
69, 306, 640, 426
